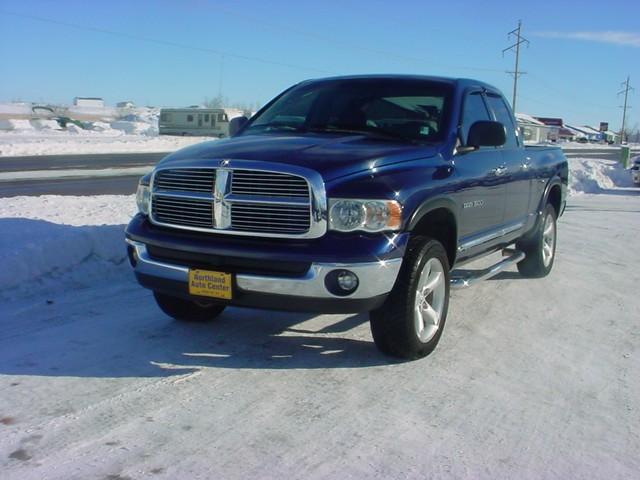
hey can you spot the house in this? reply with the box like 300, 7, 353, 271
533, 117, 564, 142
580, 125, 606, 142
117, 101, 135, 108
602, 130, 619, 144
73, 97, 104, 108
566, 125, 601, 143
515, 113, 554, 144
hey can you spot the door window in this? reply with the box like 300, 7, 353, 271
461, 92, 490, 145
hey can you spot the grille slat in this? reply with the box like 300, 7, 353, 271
155, 169, 215, 193
152, 194, 213, 227
151, 167, 313, 236
231, 169, 309, 198
231, 202, 310, 234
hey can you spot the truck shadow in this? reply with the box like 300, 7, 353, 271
0, 219, 399, 379
1, 306, 397, 379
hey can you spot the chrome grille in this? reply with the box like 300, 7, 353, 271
150, 164, 321, 238
154, 168, 215, 193
231, 203, 310, 233
152, 196, 213, 228
231, 169, 309, 197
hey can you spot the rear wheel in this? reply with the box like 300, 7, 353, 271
517, 203, 557, 278
369, 236, 450, 359
153, 292, 225, 322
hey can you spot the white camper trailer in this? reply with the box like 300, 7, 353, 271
159, 108, 230, 137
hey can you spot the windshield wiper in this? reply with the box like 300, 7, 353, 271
307, 125, 417, 144
246, 123, 306, 133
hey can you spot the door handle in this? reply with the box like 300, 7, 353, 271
490, 165, 507, 176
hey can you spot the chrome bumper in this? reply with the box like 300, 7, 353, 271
126, 240, 402, 300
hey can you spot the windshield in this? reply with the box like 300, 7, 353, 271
244, 78, 453, 143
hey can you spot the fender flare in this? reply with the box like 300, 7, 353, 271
537, 176, 564, 215
407, 196, 458, 232
521, 176, 564, 243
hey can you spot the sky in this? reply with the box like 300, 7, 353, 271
0, 0, 638, 130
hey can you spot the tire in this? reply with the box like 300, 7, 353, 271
369, 236, 450, 360
517, 203, 557, 278
153, 292, 225, 322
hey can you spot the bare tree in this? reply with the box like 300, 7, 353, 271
203, 94, 227, 109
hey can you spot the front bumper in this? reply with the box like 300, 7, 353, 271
125, 215, 407, 313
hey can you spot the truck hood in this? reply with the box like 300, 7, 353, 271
158, 133, 439, 181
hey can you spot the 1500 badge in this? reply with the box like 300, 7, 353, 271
463, 200, 485, 209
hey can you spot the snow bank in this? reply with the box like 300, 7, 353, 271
30, 119, 63, 130
0, 133, 213, 156
0, 119, 34, 131
110, 120, 157, 136
568, 157, 634, 195
0, 195, 135, 295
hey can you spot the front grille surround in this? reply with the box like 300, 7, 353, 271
149, 160, 326, 239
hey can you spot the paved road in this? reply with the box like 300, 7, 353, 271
0, 152, 166, 197
1, 147, 638, 197
0, 175, 142, 196
0, 152, 167, 173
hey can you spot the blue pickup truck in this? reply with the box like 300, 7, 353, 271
126, 75, 567, 359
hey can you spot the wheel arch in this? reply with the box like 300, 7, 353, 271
537, 176, 564, 218
407, 198, 458, 267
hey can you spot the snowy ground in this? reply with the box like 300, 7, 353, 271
0, 130, 210, 157
1, 158, 639, 479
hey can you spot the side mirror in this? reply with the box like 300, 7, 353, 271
229, 116, 248, 137
458, 121, 506, 153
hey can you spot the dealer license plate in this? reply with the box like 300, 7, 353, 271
188, 269, 232, 300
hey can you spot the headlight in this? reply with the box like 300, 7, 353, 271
136, 173, 151, 215
329, 199, 402, 232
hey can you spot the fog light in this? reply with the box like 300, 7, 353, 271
337, 271, 358, 291
127, 245, 138, 268
325, 269, 359, 296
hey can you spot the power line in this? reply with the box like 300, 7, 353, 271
0, 9, 335, 75
502, 20, 529, 112
176, 0, 506, 74
618, 76, 634, 142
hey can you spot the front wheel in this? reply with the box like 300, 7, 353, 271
517, 203, 557, 278
369, 236, 450, 359
153, 292, 226, 322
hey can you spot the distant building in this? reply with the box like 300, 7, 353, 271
602, 130, 619, 144
73, 97, 104, 108
580, 125, 606, 142
515, 113, 553, 144
566, 125, 602, 143
117, 101, 135, 108
533, 117, 564, 142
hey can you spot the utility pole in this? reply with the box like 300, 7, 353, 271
502, 20, 529, 113
618, 76, 633, 143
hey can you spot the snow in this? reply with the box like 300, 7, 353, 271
0, 106, 212, 156
0, 132, 211, 157
0, 196, 135, 296
0, 167, 151, 182
568, 157, 635, 194
1, 191, 639, 479
1, 152, 639, 478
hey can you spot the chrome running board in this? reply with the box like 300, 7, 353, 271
450, 249, 525, 289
